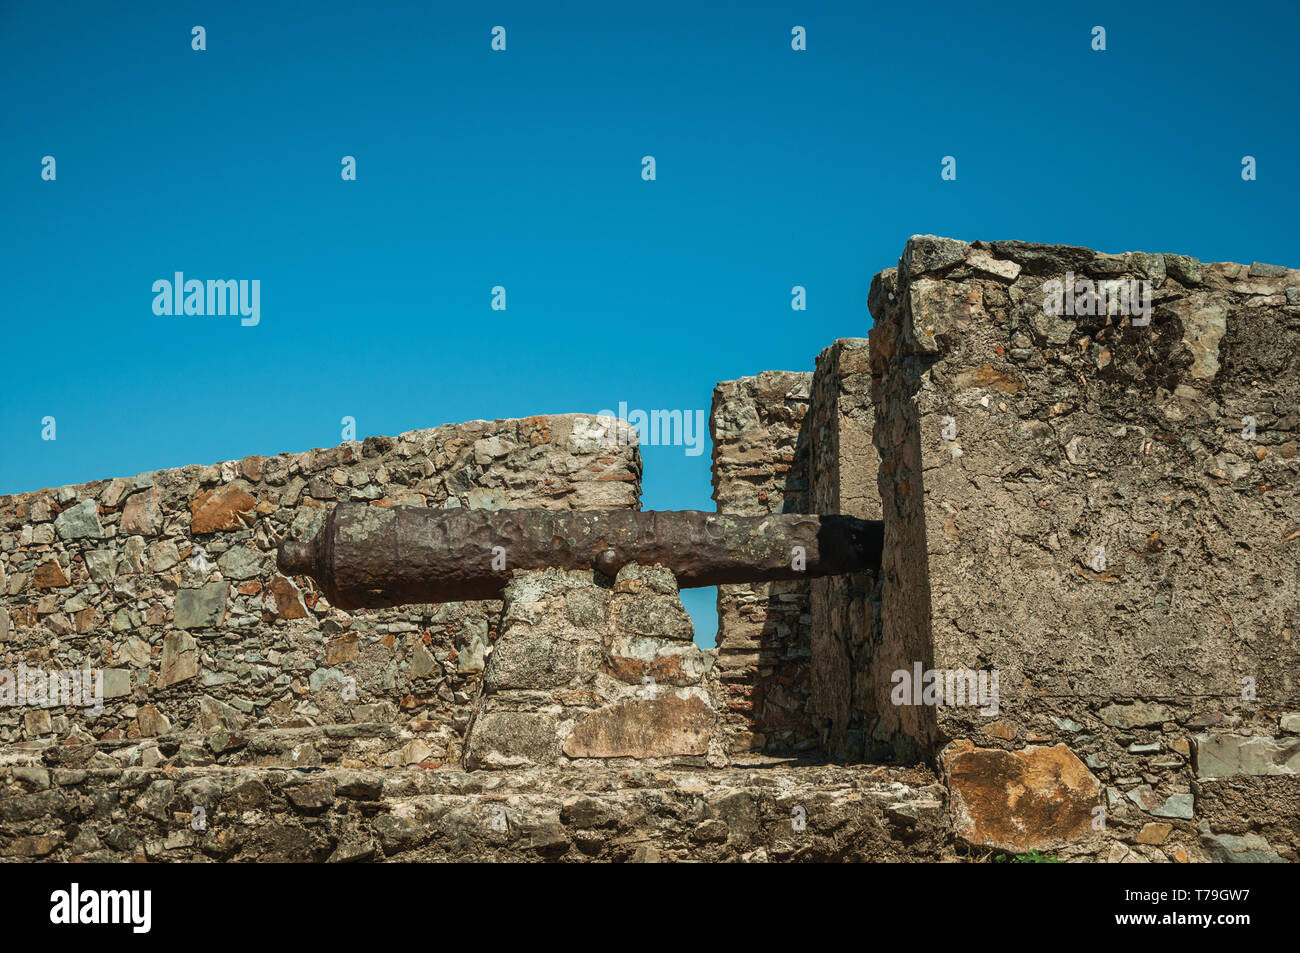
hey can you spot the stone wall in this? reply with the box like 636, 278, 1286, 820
868, 235, 1300, 860
464, 564, 723, 770
808, 338, 881, 761
0, 415, 640, 772
709, 372, 815, 755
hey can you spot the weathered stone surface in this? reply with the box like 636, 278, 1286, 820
175, 581, 227, 629
565, 694, 714, 759
484, 632, 594, 690
286, 780, 336, 811
84, 550, 118, 583
159, 631, 199, 687
189, 483, 257, 534
1151, 792, 1194, 820
217, 545, 262, 580
1195, 734, 1300, 777
1098, 702, 1172, 729
605, 637, 713, 686
120, 636, 151, 667
943, 741, 1101, 852
1194, 775, 1299, 862
32, 559, 69, 588
135, 779, 175, 822
148, 539, 180, 572
902, 235, 971, 276
102, 668, 133, 699
464, 564, 720, 770
867, 235, 1300, 859
0, 762, 950, 862
809, 338, 879, 760
4, 835, 61, 857
607, 591, 695, 641
1136, 822, 1173, 845
464, 711, 562, 769
267, 575, 308, 619
101, 477, 133, 508
1198, 825, 1287, 863
197, 695, 246, 731
53, 499, 104, 540
409, 641, 436, 678
135, 705, 171, 735
121, 487, 162, 536
326, 634, 359, 665
1169, 293, 1228, 380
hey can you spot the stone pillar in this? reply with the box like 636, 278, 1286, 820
709, 372, 814, 755
808, 338, 881, 760
464, 564, 722, 769
869, 235, 1300, 859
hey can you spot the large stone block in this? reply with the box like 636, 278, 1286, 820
175, 581, 227, 630
1194, 775, 1299, 862
943, 741, 1102, 852
159, 631, 199, 688
464, 711, 562, 770
53, 500, 104, 540
1194, 734, 1300, 778
484, 633, 600, 691
564, 693, 714, 759
121, 487, 162, 536
189, 483, 256, 534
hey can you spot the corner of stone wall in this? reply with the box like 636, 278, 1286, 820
867, 258, 942, 765
868, 234, 1300, 861
808, 338, 883, 761
709, 372, 815, 757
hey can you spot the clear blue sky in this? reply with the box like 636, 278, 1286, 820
3, 0, 1298, 644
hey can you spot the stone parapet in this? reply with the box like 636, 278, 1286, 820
0, 416, 641, 768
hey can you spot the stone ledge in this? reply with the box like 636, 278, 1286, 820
0, 762, 949, 862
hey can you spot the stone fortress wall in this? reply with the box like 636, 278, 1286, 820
0, 416, 640, 773
0, 236, 1295, 862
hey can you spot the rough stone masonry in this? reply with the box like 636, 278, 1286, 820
866, 237, 1299, 861
0, 236, 1295, 862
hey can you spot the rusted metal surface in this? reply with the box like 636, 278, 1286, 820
278, 503, 882, 610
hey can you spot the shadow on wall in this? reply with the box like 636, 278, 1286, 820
867, 268, 941, 765
711, 369, 832, 759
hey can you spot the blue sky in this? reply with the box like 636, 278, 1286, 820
3, 0, 1298, 644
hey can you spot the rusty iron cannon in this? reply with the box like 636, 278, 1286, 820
277, 503, 882, 610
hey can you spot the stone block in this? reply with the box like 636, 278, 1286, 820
943, 741, 1101, 852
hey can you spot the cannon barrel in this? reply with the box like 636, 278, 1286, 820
278, 503, 882, 610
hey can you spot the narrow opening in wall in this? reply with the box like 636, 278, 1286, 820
632, 418, 719, 651
679, 585, 719, 649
